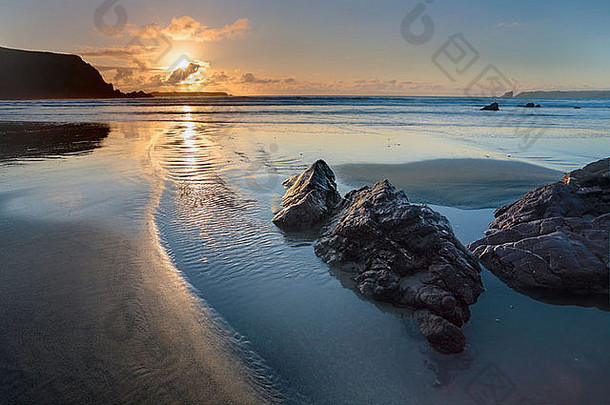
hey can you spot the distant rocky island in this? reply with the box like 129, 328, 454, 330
513, 90, 610, 98
0, 46, 151, 100
151, 92, 230, 98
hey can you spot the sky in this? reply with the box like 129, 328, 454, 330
0, 0, 609, 95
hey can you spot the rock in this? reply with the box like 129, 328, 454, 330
272, 160, 342, 231
481, 102, 500, 111
314, 180, 483, 353
562, 158, 610, 188
502, 91, 514, 98
535, 104, 541, 108
470, 215, 609, 294
524, 102, 536, 108
574, 106, 582, 109
415, 310, 466, 354
469, 158, 610, 296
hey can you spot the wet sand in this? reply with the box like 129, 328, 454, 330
0, 213, 269, 405
336, 159, 563, 209
0, 215, 269, 405
0, 121, 269, 405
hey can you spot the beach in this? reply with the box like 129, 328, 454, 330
0, 122, 271, 404
0, 97, 609, 404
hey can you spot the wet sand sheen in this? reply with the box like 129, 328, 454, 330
335, 159, 563, 209
0, 219, 270, 405
0, 122, 270, 404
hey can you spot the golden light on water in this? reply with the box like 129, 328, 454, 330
182, 120, 196, 139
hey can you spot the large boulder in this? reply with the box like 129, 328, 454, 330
314, 180, 484, 353
272, 160, 342, 231
469, 158, 610, 296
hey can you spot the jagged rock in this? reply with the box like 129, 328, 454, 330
481, 102, 499, 111
469, 158, 610, 296
272, 160, 342, 231
491, 159, 610, 230
314, 180, 483, 353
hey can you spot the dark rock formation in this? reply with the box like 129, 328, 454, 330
0, 47, 151, 100
522, 102, 541, 108
481, 102, 499, 111
469, 158, 610, 296
314, 180, 483, 353
272, 160, 342, 231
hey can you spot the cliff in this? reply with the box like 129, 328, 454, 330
516, 90, 610, 98
0, 47, 151, 100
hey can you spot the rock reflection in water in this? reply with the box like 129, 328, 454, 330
0, 122, 109, 162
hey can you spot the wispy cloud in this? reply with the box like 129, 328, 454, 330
201, 71, 445, 95
81, 46, 154, 59
136, 16, 250, 43
497, 22, 523, 28
241, 73, 280, 84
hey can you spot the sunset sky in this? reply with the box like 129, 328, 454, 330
1, 0, 609, 95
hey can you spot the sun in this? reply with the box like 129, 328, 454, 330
174, 58, 191, 71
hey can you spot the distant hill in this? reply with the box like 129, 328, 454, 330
152, 92, 230, 98
0, 46, 151, 100
515, 90, 610, 98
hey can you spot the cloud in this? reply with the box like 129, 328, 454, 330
200, 71, 444, 95
210, 71, 231, 83
80, 46, 153, 59
85, 14, 251, 91
166, 61, 209, 85
137, 16, 250, 43
497, 22, 523, 28
241, 73, 280, 84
